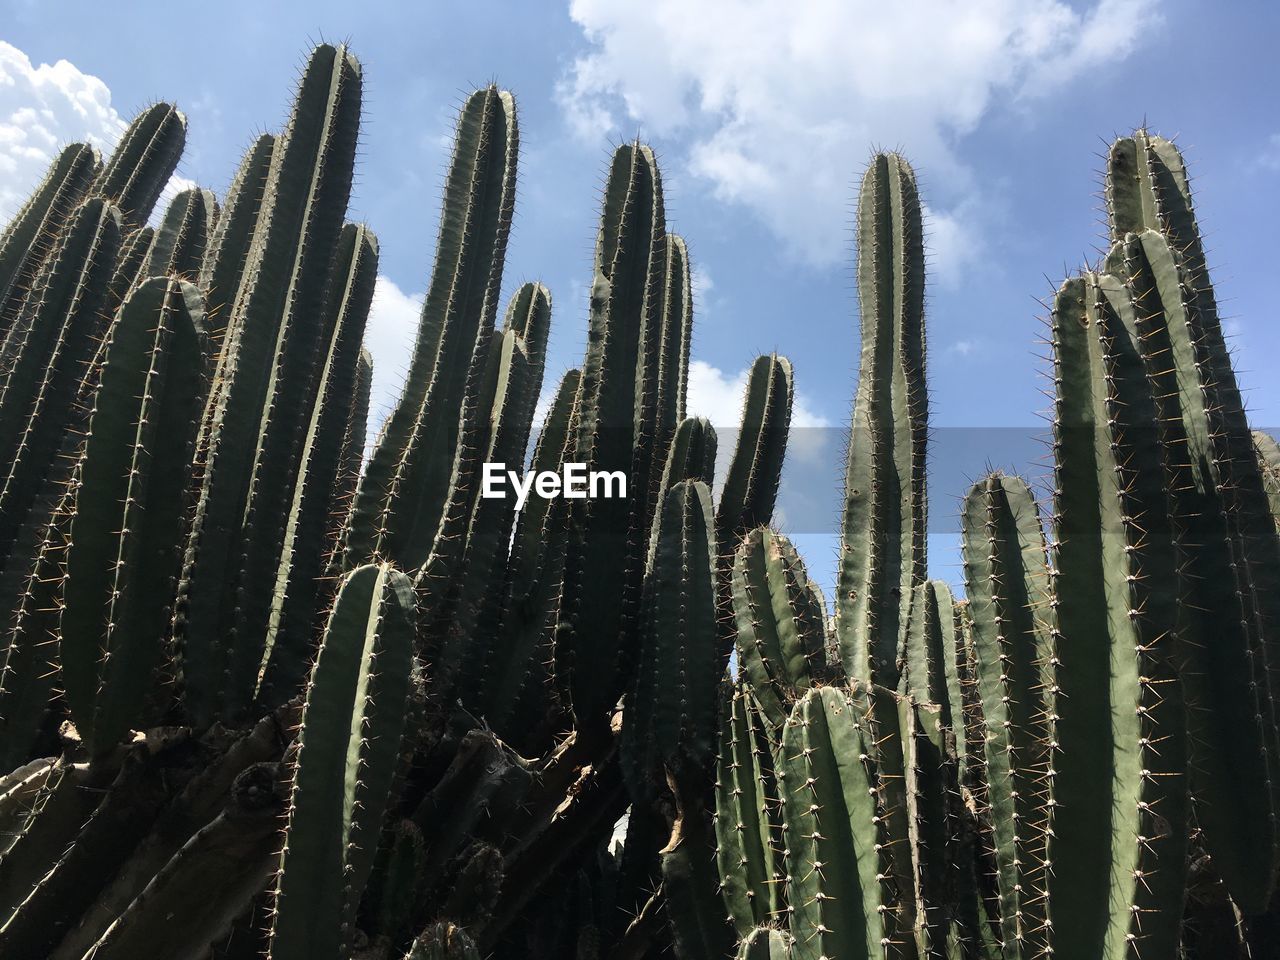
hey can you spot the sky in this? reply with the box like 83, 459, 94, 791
2, 0, 1278, 595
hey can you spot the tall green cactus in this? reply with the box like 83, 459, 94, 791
175, 42, 363, 727
556, 141, 667, 730
716, 354, 794, 562
1108, 133, 1280, 911
342, 85, 517, 573
961, 474, 1051, 958
0, 143, 100, 339
258, 223, 379, 708
837, 152, 928, 687
1043, 272, 1188, 958
93, 103, 186, 228
269, 562, 417, 960
60, 277, 207, 757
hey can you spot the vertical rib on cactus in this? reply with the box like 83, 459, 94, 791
175, 43, 362, 728
716, 354, 793, 559
961, 473, 1050, 958
421, 282, 550, 687
657, 234, 693, 454
557, 141, 666, 730
714, 684, 784, 938
837, 152, 928, 688
199, 133, 277, 346
622, 479, 719, 800
1044, 273, 1188, 958
1104, 228, 1278, 912
0, 503, 71, 768
777, 684, 912, 960
60, 277, 207, 757
477, 368, 579, 741
0, 198, 122, 615
269, 562, 417, 960
257, 224, 378, 710
729, 526, 827, 729
336, 346, 373, 511
899, 580, 956, 730
0, 143, 100, 339
93, 103, 187, 229
341, 85, 517, 571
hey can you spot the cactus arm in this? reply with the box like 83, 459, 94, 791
93, 103, 187, 229
200, 133, 277, 346
622, 480, 719, 799
715, 354, 793, 559
714, 684, 784, 937
0, 143, 100, 338
80, 764, 285, 960
730, 527, 827, 729
59, 277, 206, 757
269, 562, 416, 959
961, 474, 1051, 958
837, 153, 927, 687
899, 580, 955, 726
175, 44, 362, 727
477, 368, 580, 737
557, 142, 666, 730
0, 199, 122, 615
256, 223, 378, 710
140, 186, 218, 283
343, 87, 517, 571
777, 685, 908, 960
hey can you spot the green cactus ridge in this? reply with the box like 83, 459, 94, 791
343, 85, 518, 573
270, 561, 417, 959
729, 526, 829, 729
175, 41, 363, 727
961, 473, 1051, 958
61, 277, 208, 757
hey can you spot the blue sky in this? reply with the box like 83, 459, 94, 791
3, 0, 1278, 594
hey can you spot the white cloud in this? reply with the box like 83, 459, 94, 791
0, 41, 124, 222
363, 275, 422, 444
560, 0, 1158, 268
0, 41, 197, 226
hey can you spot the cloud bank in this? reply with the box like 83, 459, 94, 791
560, 0, 1158, 269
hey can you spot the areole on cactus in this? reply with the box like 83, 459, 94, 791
0, 36, 1275, 960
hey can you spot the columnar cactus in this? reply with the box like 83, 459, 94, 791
837, 152, 928, 687
0, 38, 1278, 960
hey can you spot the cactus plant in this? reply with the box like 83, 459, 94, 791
0, 38, 1278, 960
836, 152, 928, 690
